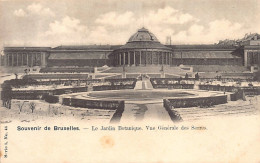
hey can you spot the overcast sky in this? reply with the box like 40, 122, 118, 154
0, 0, 259, 48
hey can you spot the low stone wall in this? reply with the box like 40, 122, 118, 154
165, 95, 228, 108
62, 98, 125, 110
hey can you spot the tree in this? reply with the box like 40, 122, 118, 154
14, 73, 18, 79
195, 73, 200, 80
1, 82, 12, 109
29, 102, 36, 113
17, 101, 25, 113
253, 70, 260, 81
185, 73, 189, 79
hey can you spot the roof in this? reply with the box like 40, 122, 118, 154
167, 45, 237, 50
174, 51, 240, 58
52, 45, 120, 50
48, 51, 111, 60
128, 27, 159, 42
119, 41, 172, 50
4, 47, 51, 51
118, 27, 171, 50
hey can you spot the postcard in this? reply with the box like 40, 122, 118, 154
0, 0, 260, 162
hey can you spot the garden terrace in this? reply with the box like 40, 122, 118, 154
102, 66, 188, 75
192, 65, 249, 72
6, 78, 137, 101
23, 74, 89, 80
221, 72, 254, 79
150, 78, 195, 85
102, 75, 122, 79
39, 67, 94, 73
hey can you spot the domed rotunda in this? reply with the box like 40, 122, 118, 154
111, 27, 173, 66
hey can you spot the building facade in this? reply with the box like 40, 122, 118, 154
110, 27, 173, 66
3, 47, 50, 67
1, 28, 260, 69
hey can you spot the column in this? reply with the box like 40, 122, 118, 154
133, 51, 136, 66
128, 51, 130, 66
21, 53, 24, 66
123, 52, 125, 65
115, 53, 117, 66
165, 52, 168, 65
166, 52, 168, 65
139, 51, 142, 65
161, 52, 164, 65
168, 53, 170, 65
168, 52, 171, 65
12, 53, 14, 67
31, 53, 33, 67
151, 51, 153, 64
167, 52, 168, 65
27, 53, 29, 66
145, 51, 147, 65
119, 53, 121, 66
6, 54, 9, 66
41, 53, 46, 67
166, 53, 167, 65
38, 53, 41, 67
258, 51, 260, 66
170, 53, 172, 65
17, 53, 19, 66
244, 50, 248, 67
157, 52, 159, 65
169, 53, 171, 65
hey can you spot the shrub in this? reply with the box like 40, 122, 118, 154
43, 94, 59, 103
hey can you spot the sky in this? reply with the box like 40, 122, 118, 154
0, 0, 259, 48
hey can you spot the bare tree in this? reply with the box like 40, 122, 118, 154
17, 101, 25, 113
29, 102, 36, 113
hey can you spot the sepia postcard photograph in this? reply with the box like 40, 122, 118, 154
0, 0, 260, 162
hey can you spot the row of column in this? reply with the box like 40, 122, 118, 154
244, 50, 260, 67
116, 51, 172, 66
4, 52, 46, 67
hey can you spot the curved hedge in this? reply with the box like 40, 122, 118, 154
42, 94, 59, 103
62, 98, 124, 110
163, 99, 183, 122
153, 84, 194, 89
165, 95, 227, 108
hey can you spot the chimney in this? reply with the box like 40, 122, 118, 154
254, 35, 257, 40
